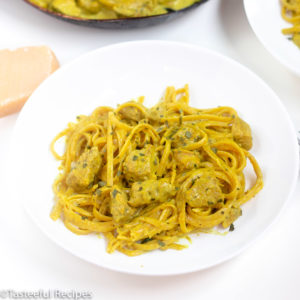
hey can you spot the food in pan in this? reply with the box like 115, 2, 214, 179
28, 0, 202, 19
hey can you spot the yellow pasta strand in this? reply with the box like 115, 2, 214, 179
281, 0, 300, 48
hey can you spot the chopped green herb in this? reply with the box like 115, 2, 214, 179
212, 147, 218, 154
175, 187, 179, 191
185, 131, 192, 139
82, 162, 88, 168
179, 115, 183, 125
139, 153, 145, 156
138, 187, 143, 191
112, 189, 119, 198
287, 36, 293, 41
96, 189, 102, 196
132, 155, 138, 161
208, 201, 214, 205
87, 145, 91, 149
217, 199, 223, 203
116, 170, 122, 177
229, 224, 235, 232
98, 181, 106, 187
81, 216, 88, 220
76, 116, 80, 120
141, 237, 152, 244
153, 159, 158, 166
221, 211, 225, 215
232, 114, 235, 119
167, 129, 177, 139
165, 121, 169, 128
158, 240, 166, 247
156, 107, 159, 111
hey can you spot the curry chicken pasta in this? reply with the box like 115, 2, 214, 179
50, 85, 263, 256
281, 0, 300, 48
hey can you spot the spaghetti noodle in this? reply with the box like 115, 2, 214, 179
281, 0, 300, 48
50, 85, 263, 256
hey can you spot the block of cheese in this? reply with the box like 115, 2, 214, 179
0, 46, 59, 118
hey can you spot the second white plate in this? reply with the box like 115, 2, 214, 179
244, 0, 300, 76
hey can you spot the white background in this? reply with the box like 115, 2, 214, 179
0, 0, 300, 299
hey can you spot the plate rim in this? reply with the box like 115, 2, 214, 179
9, 40, 299, 276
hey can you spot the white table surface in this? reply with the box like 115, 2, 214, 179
1, 0, 300, 299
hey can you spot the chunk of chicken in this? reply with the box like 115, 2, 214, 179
110, 187, 135, 223
170, 125, 201, 148
123, 145, 158, 182
66, 147, 101, 191
129, 179, 175, 207
174, 150, 201, 171
118, 102, 145, 122
232, 117, 252, 150
185, 171, 224, 208
147, 104, 166, 123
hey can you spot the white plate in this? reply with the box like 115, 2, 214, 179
244, 0, 300, 76
9, 41, 298, 276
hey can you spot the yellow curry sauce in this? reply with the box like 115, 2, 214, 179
29, 0, 201, 19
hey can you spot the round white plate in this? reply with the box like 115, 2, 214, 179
9, 41, 298, 276
244, 0, 300, 76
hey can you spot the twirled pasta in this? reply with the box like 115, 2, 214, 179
50, 85, 263, 256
